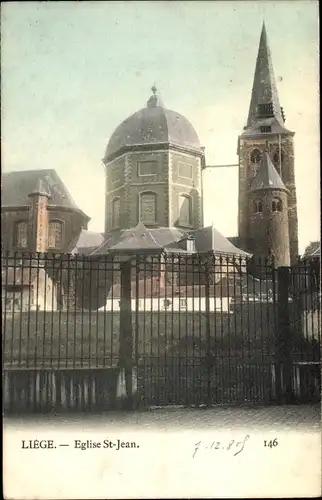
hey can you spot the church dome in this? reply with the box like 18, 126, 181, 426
104, 87, 201, 161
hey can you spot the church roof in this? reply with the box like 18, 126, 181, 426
250, 152, 288, 192
72, 230, 105, 255
243, 23, 293, 136
104, 87, 202, 161
92, 222, 177, 254
106, 222, 164, 252
2, 169, 90, 220
91, 223, 249, 257
193, 225, 250, 257
302, 241, 320, 259
241, 116, 293, 138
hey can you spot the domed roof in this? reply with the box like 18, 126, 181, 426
104, 87, 201, 161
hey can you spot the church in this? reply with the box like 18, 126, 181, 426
1, 24, 299, 268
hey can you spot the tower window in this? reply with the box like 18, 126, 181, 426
111, 167, 119, 184
260, 126, 272, 133
139, 192, 157, 225
138, 161, 157, 177
15, 221, 28, 249
178, 162, 193, 179
272, 198, 282, 212
178, 194, 192, 226
250, 149, 261, 164
252, 199, 263, 214
111, 197, 120, 229
257, 102, 274, 118
48, 220, 63, 249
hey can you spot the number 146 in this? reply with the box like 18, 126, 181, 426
264, 439, 279, 448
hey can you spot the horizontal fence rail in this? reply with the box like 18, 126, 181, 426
2, 251, 321, 413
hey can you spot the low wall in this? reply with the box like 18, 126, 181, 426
3, 368, 119, 413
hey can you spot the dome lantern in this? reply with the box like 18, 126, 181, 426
147, 84, 164, 108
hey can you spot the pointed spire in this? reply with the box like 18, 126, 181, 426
246, 23, 284, 128
250, 152, 288, 192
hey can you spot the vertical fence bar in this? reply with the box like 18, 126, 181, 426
118, 259, 133, 409
134, 255, 140, 408
102, 255, 107, 369
73, 254, 78, 369
276, 266, 293, 403
42, 253, 47, 369
65, 254, 70, 369
95, 259, 100, 368
49, 253, 54, 370
57, 253, 63, 369
110, 256, 114, 368
2, 252, 9, 370
204, 256, 212, 407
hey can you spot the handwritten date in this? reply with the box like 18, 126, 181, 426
193, 435, 250, 458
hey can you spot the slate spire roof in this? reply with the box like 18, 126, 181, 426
247, 23, 283, 127
242, 23, 293, 137
250, 152, 288, 192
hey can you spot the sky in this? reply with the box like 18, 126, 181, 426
1, 1, 320, 254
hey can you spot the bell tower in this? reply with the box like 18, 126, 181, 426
237, 22, 298, 264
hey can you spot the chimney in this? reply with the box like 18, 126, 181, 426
28, 179, 50, 253
186, 234, 196, 253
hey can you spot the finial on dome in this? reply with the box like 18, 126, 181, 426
147, 84, 164, 108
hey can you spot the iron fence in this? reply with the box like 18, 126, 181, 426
2, 251, 321, 412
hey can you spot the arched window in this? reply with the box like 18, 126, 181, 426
250, 149, 261, 164
179, 194, 192, 226
15, 221, 28, 248
272, 198, 282, 212
48, 220, 63, 249
252, 199, 263, 214
111, 197, 120, 228
139, 192, 157, 225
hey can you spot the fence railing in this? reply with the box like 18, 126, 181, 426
2, 251, 321, 411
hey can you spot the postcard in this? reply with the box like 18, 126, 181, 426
2, 1, 320, 498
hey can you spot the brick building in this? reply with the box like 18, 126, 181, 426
2, 23, 299, 279
1, 170, 90, 254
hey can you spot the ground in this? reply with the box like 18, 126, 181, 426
5, 403, 320, 430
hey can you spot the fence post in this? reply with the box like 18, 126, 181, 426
117, 259, 134, 409
276, 266, 294, 403
204, 255, 212, 407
